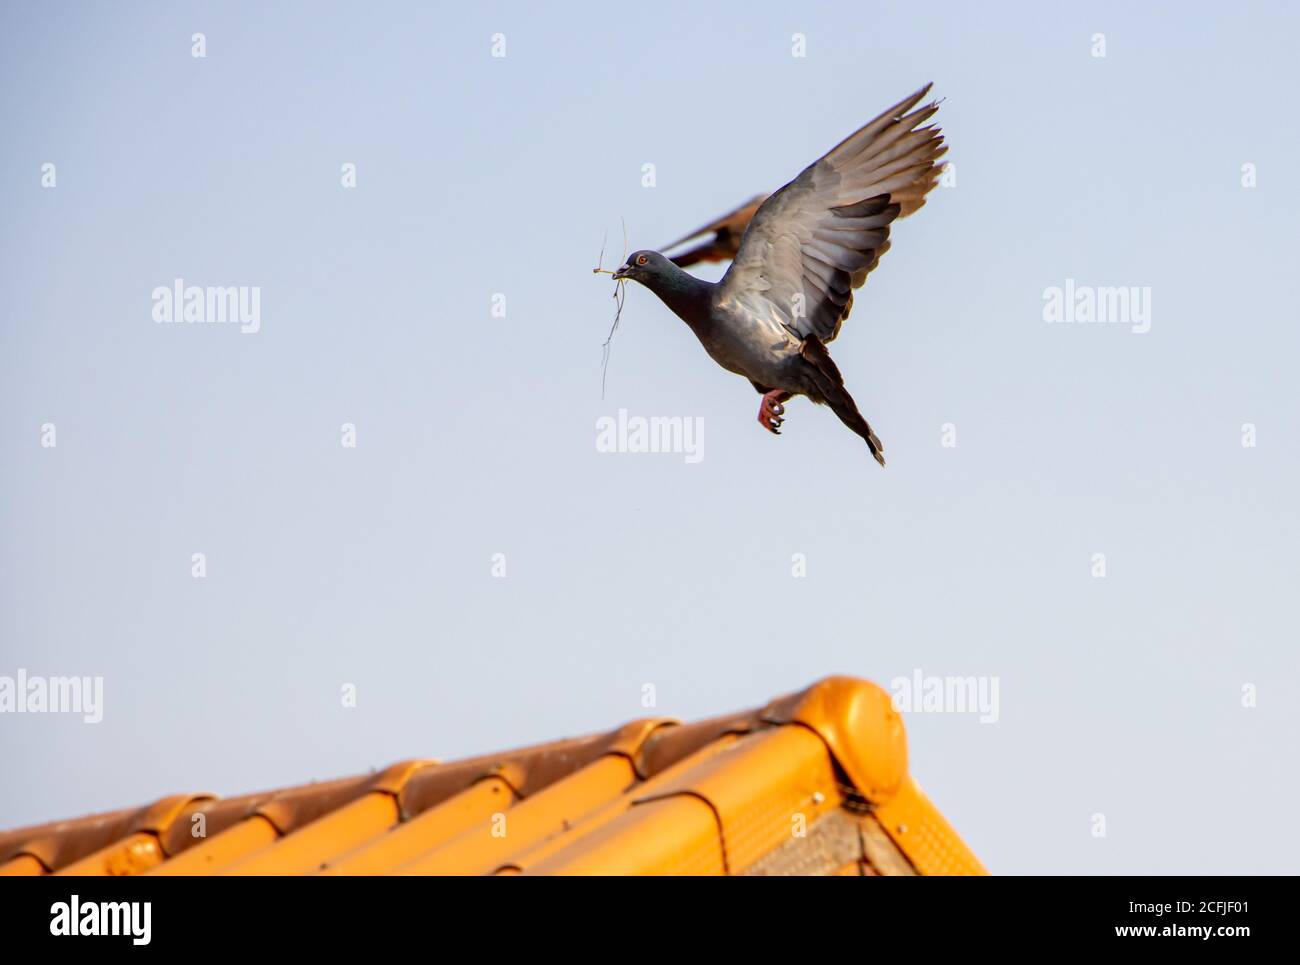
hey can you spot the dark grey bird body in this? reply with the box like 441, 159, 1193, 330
612, 85, 947, 466
625, 257, 805, 389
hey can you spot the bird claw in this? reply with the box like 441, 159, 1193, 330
757, 391, 791, 435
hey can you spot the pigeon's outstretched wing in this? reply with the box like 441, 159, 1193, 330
718, 85, 945, 344
662, 194, 768, 268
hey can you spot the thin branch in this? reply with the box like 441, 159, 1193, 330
600, 280, 626, 400
592, 223, 628, 399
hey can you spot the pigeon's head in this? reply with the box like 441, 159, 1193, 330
612, 250, 672, 284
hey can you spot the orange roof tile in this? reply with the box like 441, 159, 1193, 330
0, 676, 986, 876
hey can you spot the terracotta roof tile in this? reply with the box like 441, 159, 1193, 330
0, 676, 986, 876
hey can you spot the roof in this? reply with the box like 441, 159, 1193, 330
0, 676, 986, 876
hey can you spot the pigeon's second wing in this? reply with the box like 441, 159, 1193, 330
662, 194, 768, 268
718, 85, 945, 344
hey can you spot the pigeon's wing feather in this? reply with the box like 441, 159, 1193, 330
718, 85, 945, 343
663, 194, 768, 268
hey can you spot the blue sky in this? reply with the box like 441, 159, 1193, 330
2, 1, 1298, 873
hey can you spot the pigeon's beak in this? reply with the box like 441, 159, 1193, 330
612, 264, 631, 281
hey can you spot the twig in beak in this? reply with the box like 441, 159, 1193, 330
593, 223, 629, 399
593, 228, 614, 274
600, 279, 626, 400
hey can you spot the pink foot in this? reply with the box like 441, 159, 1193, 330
757, 390, 792, 435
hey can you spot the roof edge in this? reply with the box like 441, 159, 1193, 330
762, 675, 908, 804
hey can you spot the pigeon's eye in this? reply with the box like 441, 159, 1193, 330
636, 254, 649, 266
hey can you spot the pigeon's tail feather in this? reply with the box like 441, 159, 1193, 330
826, 389, 886, 467
800, 337, 886, 467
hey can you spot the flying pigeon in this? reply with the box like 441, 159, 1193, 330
611, 84, 946, 466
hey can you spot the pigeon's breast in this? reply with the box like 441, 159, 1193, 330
701, 299, 803, 388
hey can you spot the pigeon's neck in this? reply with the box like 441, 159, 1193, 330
643, 264, 716, 330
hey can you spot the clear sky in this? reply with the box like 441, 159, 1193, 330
2, 1, 1297, 874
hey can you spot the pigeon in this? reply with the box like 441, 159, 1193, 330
612, 84, 946, 466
